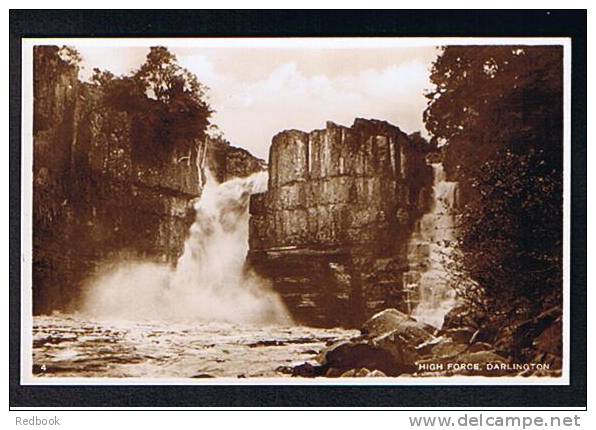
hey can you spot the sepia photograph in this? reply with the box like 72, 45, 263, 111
19, 35, 571, 385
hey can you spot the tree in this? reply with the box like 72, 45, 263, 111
56, 46, 82, 68
91, 47, 213, 163
424, 46, 563, 317
133, 47, 212, 148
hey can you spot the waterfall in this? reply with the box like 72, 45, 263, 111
80, 171, 291, 325
404, 162, 458, 328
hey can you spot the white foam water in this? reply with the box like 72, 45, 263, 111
405, 163, 458, 328
80, 171, 292, 326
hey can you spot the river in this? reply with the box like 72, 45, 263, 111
32, 314, 356, 378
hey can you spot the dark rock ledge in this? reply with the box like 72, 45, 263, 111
283, 308, 562, 378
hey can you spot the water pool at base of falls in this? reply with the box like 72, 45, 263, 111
31, 315, 357, 378
30, 171, 358, 379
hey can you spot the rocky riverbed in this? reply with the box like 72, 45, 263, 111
31, 307, 561, 379
287, 308, 562, 378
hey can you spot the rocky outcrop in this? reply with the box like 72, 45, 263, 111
247, 119, 433, 327
32, 46, 263, 314
440, 302, 563, 374
285, 308, 561, 378
203, 135, 266, 183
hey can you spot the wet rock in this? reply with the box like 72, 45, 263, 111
191, 373, 215, 378
468, 329, 480, 344
361, 308, 414, 337
365, 309, 434, 344
247, 339, 286, 347
340, 368, 367, 377
366, 310, 435, 370
441, 305, 484, 330
467, 342, 493, 353
533, 316, 562, 356
275, 365, 294, 375
415, 336, 445, 356
495, 306, 561, 360
367, 369, 387, 377
285, 307, 511, 379
314, 340, 351, 366
430, 338, 469, 359
339, 368, 387, 377
292, 362, 323, 378
444, 327, 476, 344
370, 330, 430, 373
324, 341, 404, 375
312, 310, 436, 376
325, 367, 345, 377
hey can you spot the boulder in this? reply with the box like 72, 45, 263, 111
370, 327, 433, 372
441, 305, 487, 330
323, 341, 405, 376
444, 326, 477, 344
314, 340, 352, 366
361, 308, 415, 337
339, 368, 388, 377
533, 316, 562, 356
467, 342, 494, 353
191, 373, 214, 378
496, 306, 562, 359
415, 336, 445, 356
288, 306, 513, 379
430, 337, 469, 359
319, 308, 435, 374
325, 367, 345, 377
367, 369, 388, 377
364, 309, 435, 342
292, 362, 322, 378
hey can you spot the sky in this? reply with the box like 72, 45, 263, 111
75, 44, 439, 160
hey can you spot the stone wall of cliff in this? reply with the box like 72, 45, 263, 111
247, 119, 433, 327
32, 46, 263, 314
202, 135, 267, 183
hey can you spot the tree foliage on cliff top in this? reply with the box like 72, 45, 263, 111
424, 46, 563, 319
90, 46, 212, 164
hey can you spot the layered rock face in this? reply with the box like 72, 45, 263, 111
202, 135, 267, 183
32, 47, 262, 314
248, 119, 433, 327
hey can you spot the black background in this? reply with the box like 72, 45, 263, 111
9, 9, 587, 409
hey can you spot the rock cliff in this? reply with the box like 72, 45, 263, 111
32, 46, 263, 314
248, 119, 433, 327
202, 135, 267, 183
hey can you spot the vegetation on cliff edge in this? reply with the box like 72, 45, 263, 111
90, 46, 213, 164
424, 46, 563, 345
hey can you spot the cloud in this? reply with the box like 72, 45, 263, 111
182, 57, 433, 159
77, 46, 436, 160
